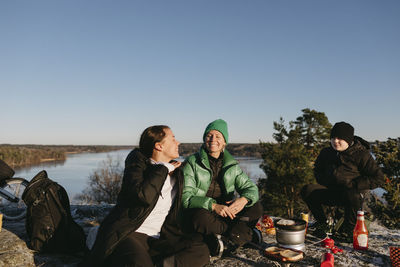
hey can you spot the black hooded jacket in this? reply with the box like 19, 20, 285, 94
314, 136, 384, 191
83, 149, 185, 266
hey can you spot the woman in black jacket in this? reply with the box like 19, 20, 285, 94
301, 122, 384, 240
83, 125, 209, 267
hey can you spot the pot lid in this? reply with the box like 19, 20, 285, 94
276, 218, 307, 231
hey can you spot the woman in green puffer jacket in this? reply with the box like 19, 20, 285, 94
182, 119, 263, 256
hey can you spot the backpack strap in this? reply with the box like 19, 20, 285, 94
47, 185, 68, 217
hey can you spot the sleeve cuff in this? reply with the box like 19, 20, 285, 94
243, 196, 252, 206
208, 199, 216, 211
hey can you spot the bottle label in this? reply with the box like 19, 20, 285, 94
357, 234, 368, 247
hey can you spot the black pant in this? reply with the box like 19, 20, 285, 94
301, 184, 363, 228
186, 201, 263, 245
105, 231, 210, 267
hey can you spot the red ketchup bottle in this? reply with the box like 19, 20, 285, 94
353, 210, 368, 250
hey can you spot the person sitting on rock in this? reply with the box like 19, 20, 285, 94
82, 125, 209, 267
182, 119, 263, 257
301, 121, 384, 241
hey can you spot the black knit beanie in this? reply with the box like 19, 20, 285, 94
330, 122, 354, 145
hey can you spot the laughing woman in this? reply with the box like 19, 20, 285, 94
83, 125, 209, 267
182, 119, 263, 257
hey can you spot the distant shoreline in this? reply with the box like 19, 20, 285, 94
1, 143, 262, 169
0, 145, 132, 168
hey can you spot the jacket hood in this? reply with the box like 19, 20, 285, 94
340, 136, 370, 156
124, 148, 149, 166
353, 136, 371, 150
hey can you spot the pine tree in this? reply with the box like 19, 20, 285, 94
258, 109, 331, 217
293, 108, 332, 158
370, 138, 400, 229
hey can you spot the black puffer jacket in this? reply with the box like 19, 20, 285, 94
83, 149, 185, 267
314, 136, 384, 191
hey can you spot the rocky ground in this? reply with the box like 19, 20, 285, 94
1, 205, 399, 267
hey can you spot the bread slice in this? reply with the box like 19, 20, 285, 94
265, 247, 282, 255
264, 247, 303, 262
279, 249, 303, 261
264, 247, 284, 261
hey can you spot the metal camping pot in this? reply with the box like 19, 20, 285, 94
275, 218, 307, 251
276, 228, 306, 245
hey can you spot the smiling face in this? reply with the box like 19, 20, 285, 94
204, 129, 226, 157
331, 137, 349, 152
158, 128, 180, 161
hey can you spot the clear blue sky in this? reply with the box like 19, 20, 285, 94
1, 1, 399, 145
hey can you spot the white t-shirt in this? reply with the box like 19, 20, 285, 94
135, 160, 177, 238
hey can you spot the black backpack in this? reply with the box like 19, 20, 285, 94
0, 159, 15, 182
22, 170, 87, 253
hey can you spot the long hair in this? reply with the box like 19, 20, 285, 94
139, 125, 169, 158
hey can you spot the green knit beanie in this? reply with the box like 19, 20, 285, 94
203, 119, 229, 144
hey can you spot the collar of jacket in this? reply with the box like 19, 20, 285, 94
199, 145, 237, 171
334, 136, 370, 156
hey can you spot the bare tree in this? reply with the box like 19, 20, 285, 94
75, 156, 123, 204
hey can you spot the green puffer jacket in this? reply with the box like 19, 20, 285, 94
183, 147, 259, 211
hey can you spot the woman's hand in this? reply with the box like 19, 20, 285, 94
227, 197, 248, 216
163, 160, 181, 173
212, 203, 236, 219
170, 160, 182, 169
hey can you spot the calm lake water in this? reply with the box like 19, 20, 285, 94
14, 149, 266, 202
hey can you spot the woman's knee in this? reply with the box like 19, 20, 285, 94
244, 201, 263, 220
252, 201, 263, 213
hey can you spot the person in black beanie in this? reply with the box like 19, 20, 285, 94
301, 121, 385, 241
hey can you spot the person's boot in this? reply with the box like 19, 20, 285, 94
251, 227, 263, 245
229, 221, 253, 247
205, 234, 224, 258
